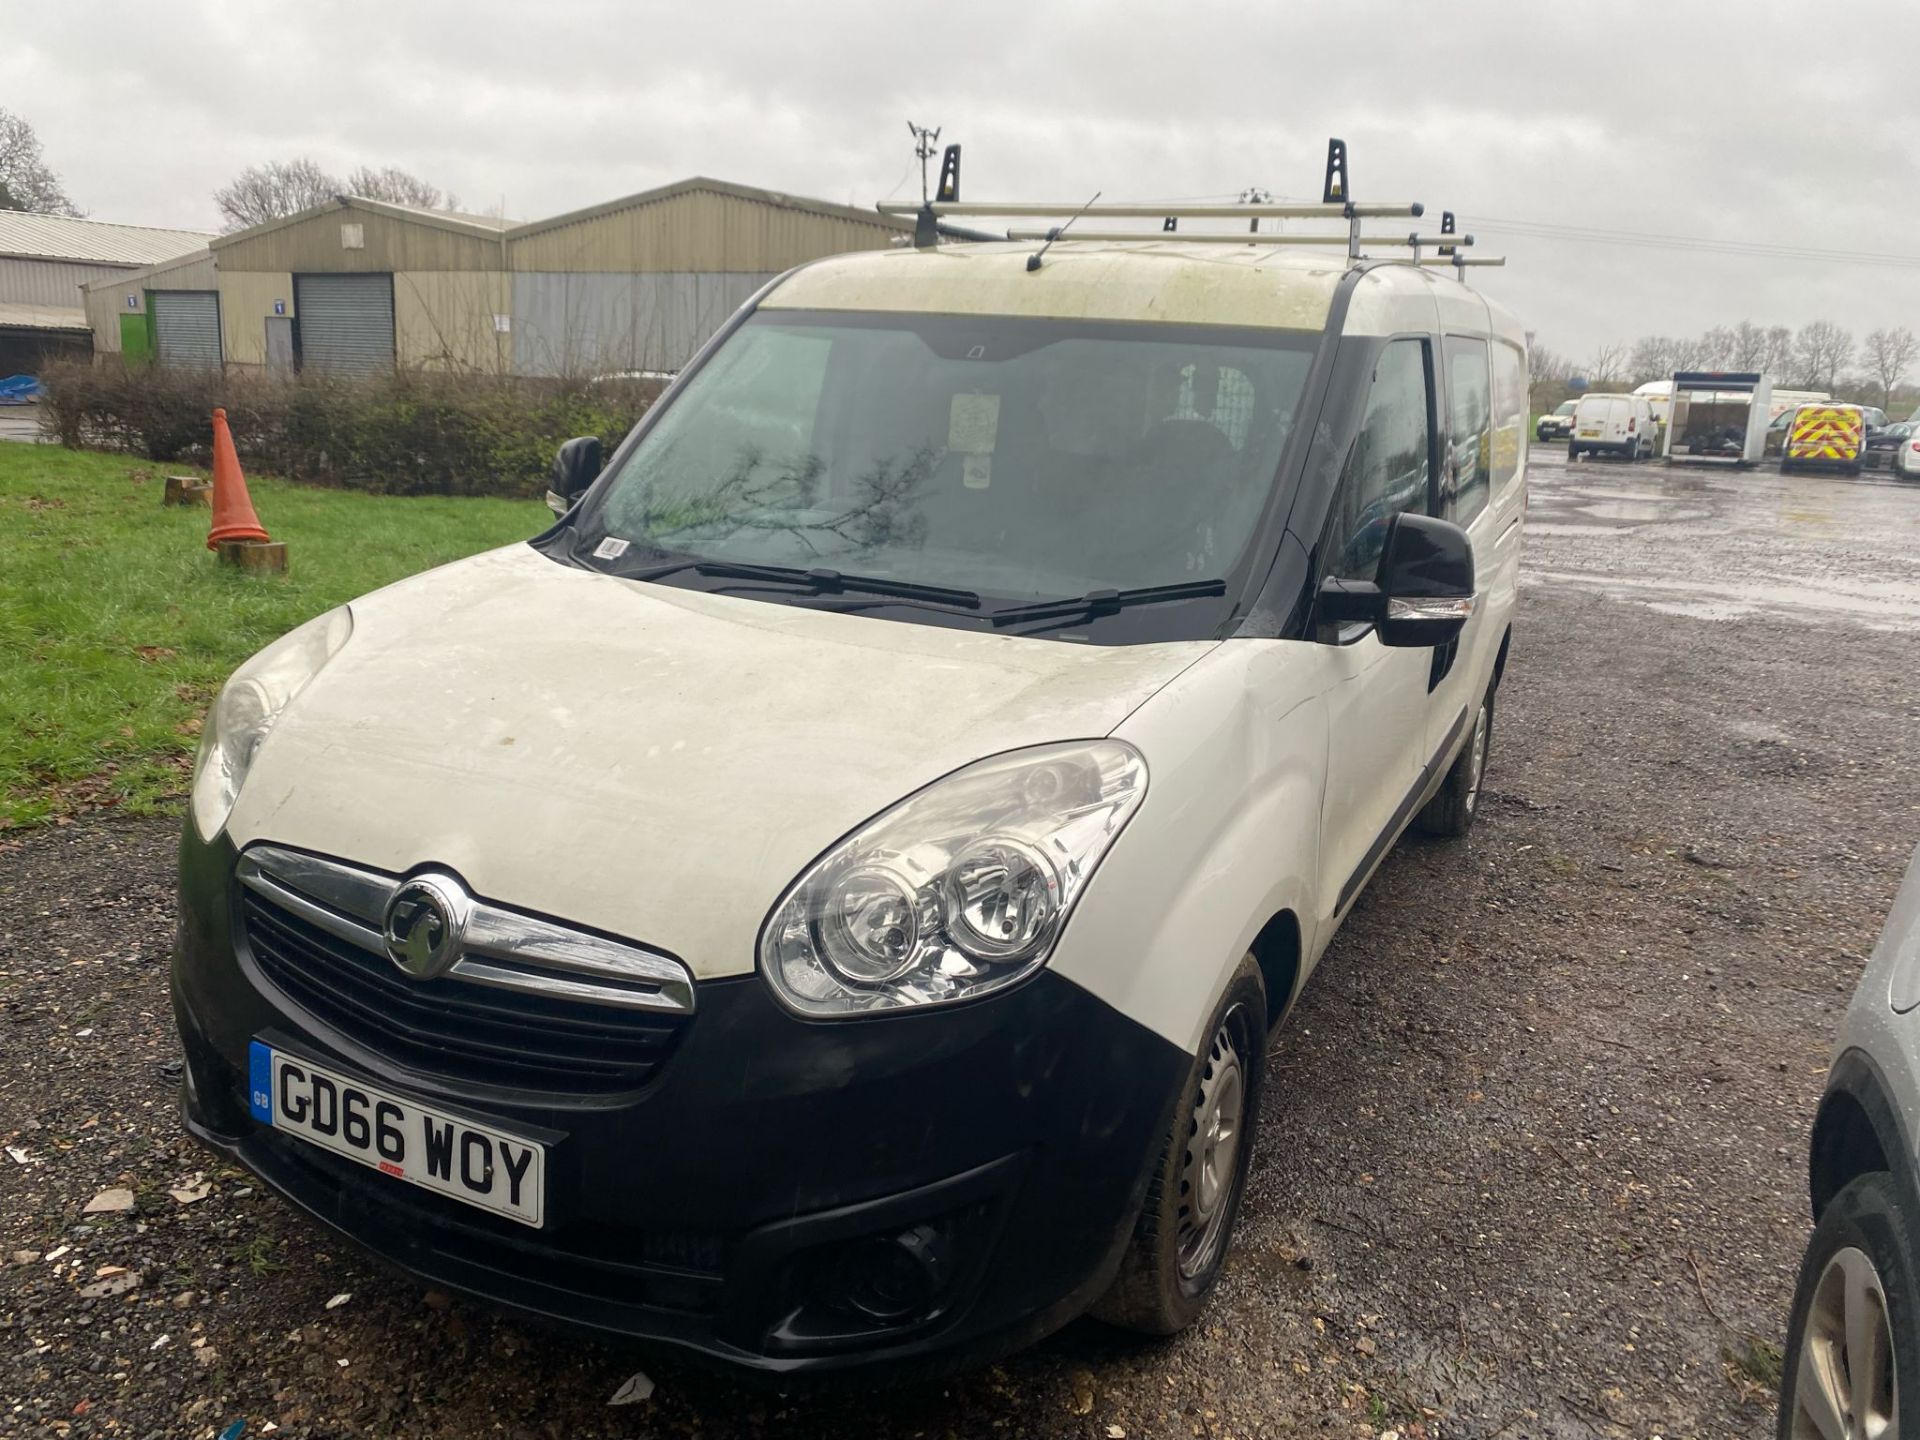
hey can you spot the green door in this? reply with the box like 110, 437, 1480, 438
119, 310, 154, 365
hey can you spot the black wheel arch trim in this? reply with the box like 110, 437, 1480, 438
1812, 1047, 1920, 1222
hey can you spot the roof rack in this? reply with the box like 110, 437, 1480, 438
877, 136, 1506, 275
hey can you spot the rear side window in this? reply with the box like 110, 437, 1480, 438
1444, 336, 1492, 527
1491, 340, 1526, 498
1327, 338, 1433, 582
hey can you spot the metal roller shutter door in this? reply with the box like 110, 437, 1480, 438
295, 274, 394, 374
151, 291, 221, 368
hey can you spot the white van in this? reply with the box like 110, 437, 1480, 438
173, 183, 1528, 1373
1569, 391, 1654, 461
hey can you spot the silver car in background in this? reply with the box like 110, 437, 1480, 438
1779, 845, 1920, 1434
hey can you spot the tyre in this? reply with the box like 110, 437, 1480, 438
1778, 1171, 1919, 1439
1566, 443, 1580, 462
1418, 683, 1493, 837
1094, 955, 1266, 1336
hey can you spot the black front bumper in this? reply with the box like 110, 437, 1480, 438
172, 825, 1187, 1374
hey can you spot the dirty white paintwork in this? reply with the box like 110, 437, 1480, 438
225, 544, 1217, 984
766, 242, 1345, 333
221, 243, 1530, 1056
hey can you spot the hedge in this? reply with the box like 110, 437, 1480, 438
37, 360, 665, 499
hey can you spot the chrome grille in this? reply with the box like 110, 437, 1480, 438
236, 846, 694, 1095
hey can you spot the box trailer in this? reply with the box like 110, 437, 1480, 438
1663, 371, 1773, 467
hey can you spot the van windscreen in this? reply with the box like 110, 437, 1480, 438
581, 311, 1319, 604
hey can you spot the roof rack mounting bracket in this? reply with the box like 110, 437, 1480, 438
936, 144, 962, 205
1322, 138, 1349, 205
1162, 216, 1178, 232
1439, 210, 1457, 257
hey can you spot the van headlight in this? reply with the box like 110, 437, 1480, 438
760, 741, 1148, 1015
190, 607, 353, 840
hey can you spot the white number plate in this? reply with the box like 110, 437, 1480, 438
248, 1041, 545, 1227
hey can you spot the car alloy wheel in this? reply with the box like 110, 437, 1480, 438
1790, 1244, 1899, 1439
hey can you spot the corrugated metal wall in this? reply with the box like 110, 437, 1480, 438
508, 189, 900, 273
0, 257, 131, 308
217, 209, 507, 275
83, 251, 218, 354
510, 271, 771, 377
394, 271, 511, 372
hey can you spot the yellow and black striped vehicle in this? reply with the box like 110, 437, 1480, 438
1780, 403, 1867, 475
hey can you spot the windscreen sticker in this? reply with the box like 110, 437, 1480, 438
592, 537, 631, 560
248, 1040, 273, 1123
949, 393, 1001, 453
963, 453, 992, 490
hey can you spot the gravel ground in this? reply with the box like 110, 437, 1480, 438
5, 448, 1919, 1439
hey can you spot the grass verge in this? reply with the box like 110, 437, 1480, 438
0, 444, 549, 829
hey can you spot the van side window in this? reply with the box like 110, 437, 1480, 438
1327, 338, 1433, 582
1491, 340, 1527, 498
1444, 336, 1492, 527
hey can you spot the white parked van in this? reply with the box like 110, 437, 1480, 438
1569, 391, 1654, 461
173, 180, 1528, 1374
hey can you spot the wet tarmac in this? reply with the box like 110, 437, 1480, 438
1523, 444, 1920, 631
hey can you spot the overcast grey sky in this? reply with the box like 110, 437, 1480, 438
10, 0, 1919, 366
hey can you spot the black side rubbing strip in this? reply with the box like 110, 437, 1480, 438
1335, 706, 1469, 916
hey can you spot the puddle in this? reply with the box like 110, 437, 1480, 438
1524, 568, 1920, 631
1574, 501, 1712, 523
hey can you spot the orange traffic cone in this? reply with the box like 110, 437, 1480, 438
206, 407, 269, 550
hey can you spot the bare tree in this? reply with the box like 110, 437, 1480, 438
1728, 320, 1770, 371
1862, 327, 1919, 409
214, 158, 340, 231
1763, 325, 1795, 378
1628, 335, 1684, 385
1583, 340, 1629, 387
345, 165, 460, 212
1670, 333, 1709, 372
214, 158, 460, 231
1526, 333, 1570, 383
1792, 321, 1854, 391
1697, 326, 1736, 369
0, 108, 79, 215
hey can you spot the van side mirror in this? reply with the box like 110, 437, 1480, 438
1316, 513, 1475, 647
547, 436, 604, 517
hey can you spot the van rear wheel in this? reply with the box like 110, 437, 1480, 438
1419, 685, 1493, 838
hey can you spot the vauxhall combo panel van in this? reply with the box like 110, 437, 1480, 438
174, 218, 1528, 1372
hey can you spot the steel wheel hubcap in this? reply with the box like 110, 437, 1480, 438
1792, 1245, 1899, 1439
1177, 1018, 1246, 1280
1463, 703, 1489, 814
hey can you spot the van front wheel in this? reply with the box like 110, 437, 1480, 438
1094, 955, 1266, 1336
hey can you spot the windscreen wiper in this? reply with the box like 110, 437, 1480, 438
627, 557, 981, 610
988, 578, 1228, 627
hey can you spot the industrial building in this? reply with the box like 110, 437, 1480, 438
79, 178, 909, 379
0, 212, 213, 375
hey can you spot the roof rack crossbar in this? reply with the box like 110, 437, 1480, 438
999, 228, 1470, 250
877, 200, 1423, 222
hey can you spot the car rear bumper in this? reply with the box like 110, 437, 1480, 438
173, 824, 1188, 1373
